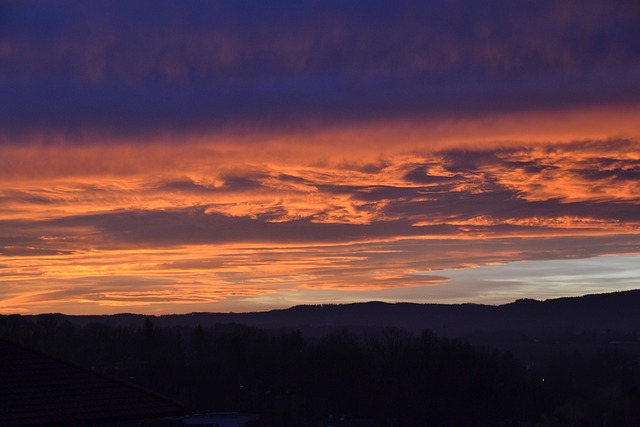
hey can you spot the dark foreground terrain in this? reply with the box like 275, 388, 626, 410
2, 290, 640, 426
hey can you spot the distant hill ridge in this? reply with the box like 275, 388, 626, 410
29, 289, 640, 338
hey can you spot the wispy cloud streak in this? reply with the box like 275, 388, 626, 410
1, 139, 639, 313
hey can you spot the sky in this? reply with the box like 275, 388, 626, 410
1, 0, 640, 314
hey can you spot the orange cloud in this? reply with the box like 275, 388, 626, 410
2, 128, 640, 314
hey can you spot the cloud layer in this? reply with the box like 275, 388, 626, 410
1, 138, 639, 313
1, 1, 640, 313
2, 0, 640, 142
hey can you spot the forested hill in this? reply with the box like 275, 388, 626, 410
31, 289, 640, 337
4, 290, 640, 426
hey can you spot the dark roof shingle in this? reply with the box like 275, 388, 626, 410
0, 339, 185, 426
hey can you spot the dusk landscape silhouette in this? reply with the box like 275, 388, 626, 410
1, 0, 640, 425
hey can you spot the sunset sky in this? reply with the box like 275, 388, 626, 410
1, 0, 640, 314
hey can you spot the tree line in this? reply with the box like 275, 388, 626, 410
1, 314, 640, 426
